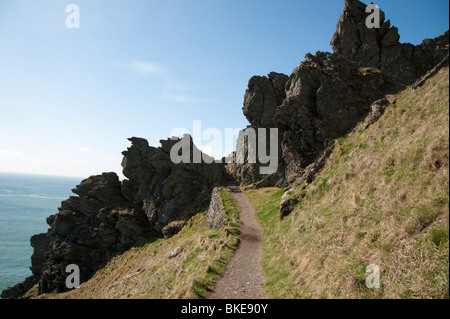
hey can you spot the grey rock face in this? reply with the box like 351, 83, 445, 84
243, 72, 289, 128
227, 72, 289, 187
37, 172, 151, 294
4, 136, 230, 297
275, 52, 385, 181
30, 233, 50, 275
225, 126, 286, 187
365, 98, 390, 129
206, 187, 225, 230
331, 0, 449, 91
121, 135, 229, 232
233, 0, 448, 186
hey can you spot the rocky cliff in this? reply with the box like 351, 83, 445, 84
2, 0, 448, 299
331, 0, 449, 91
228, 0, 448, 186
2, 136, 229, 297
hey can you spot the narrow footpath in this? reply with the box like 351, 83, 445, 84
209, 192, 266, 299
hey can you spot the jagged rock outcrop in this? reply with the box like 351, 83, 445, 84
226, 72, 289, 187
275, 52, 385, 181
233, 0, 448, 185
243, 72, 289, 128
38, 172, 151, 294
364, 98, 390, 129
331, 0, 449, 91
225, 126, 286, 187
4, 0, 448, 299
122, 136, 229, 232
30, 233, 50, 275
4, 172, 138, 297
2, 136, 229, 297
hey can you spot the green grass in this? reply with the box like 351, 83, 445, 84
429, 226, 449, 247
246, 187, 299, 298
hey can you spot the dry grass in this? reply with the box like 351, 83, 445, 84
39, 189, 240, 299
246, 67, 449, 299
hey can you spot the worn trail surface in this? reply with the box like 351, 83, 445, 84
209, 192, 265, 299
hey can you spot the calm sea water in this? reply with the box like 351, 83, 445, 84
0, 172, 82, 295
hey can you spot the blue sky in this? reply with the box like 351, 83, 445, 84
0, 0, 448, 178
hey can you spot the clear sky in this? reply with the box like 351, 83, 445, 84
0, 0, 448, 179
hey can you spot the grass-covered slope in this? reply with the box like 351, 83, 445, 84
246, 67, 449, 299
40, 189, 240, 299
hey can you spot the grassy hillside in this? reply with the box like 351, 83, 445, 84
246, 67, 449, 299
39, 189, 240, 299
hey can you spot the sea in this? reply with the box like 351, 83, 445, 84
0, 172, 82, 296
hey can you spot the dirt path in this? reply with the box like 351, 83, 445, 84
209, 192, 265, 299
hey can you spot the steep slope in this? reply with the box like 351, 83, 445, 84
246, 67, 449, 298
30, 189, 240, 299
